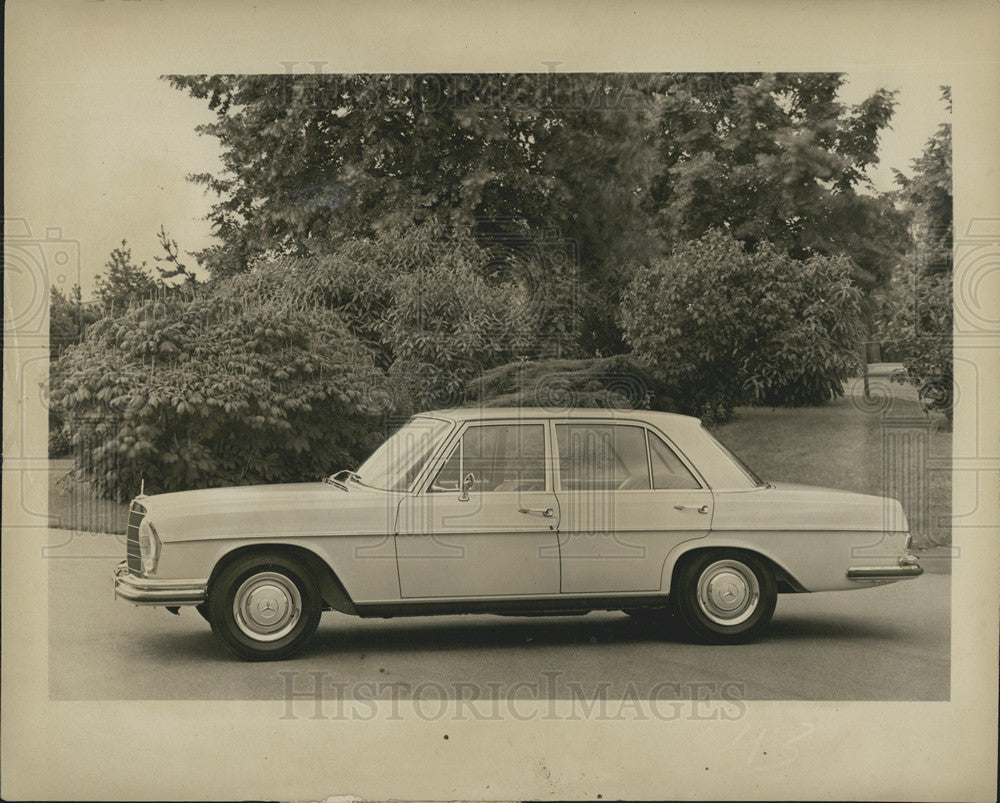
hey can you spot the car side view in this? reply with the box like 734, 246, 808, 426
114, 408, 922, 660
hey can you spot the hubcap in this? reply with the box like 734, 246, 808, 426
233, 571, 302, 642
696, 559, 760, 626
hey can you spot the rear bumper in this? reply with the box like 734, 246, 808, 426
847, 554, 923, 582
114, 561, 207, 606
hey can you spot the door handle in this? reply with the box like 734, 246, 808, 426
674, 504, 710, 514
518, 507, 554, 518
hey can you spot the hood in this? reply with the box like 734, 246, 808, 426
138, 481, 401, 543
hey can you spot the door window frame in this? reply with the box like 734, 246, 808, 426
416, 417, 554, 494
550, 420, 709, 493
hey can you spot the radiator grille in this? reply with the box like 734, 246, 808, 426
125, 502, 146, 573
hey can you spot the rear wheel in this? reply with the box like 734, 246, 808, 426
673, 551, 776, 644
207, 551, 322, 661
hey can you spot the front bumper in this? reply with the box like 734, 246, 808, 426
847, 553, 923, 582
114, 561, 208, 606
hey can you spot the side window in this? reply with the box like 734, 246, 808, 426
648, 431, 701, 489
556, 424, 651, 491
430, 424, 545, 492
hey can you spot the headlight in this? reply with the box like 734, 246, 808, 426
138, 519, 161, 574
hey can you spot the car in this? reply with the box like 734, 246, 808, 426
113, 407, 922, 660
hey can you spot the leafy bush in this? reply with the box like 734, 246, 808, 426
53, 225, 582, 499
876, 260, 952, 417
621, 231, 865, 419
52, 272, 386, 500
50, 285, 100, 457
465, 355, 679, 412
877, 88, 952, 419
284, 224, 577, 413
48, 423, 73, 458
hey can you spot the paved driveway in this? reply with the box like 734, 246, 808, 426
48, 531, 950, 703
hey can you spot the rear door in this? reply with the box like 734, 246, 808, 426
553, 421, 712, 594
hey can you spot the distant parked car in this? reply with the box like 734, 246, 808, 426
114, 407, 922, 660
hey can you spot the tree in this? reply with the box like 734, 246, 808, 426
154, 225, 200, 284
647, 73, 908, 290
166, 74, 654, 270
52, 225, 577, 498
465, 354, 680, 412
878, 87, 952, 416
892, 87, 952, 275
167, 73, 903, 352
267, 224, 576, 412
93, 240, 161, 313
49, 284, 101, 456
49, 284, 100, 360
621, 231, 865, 420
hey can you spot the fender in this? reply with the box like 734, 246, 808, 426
659, 535, 807, 594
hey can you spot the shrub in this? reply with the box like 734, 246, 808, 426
52, 272, 386, 500
465, 354, 679, 412
877, 259, 952, 418
48, 421, 73, 457
621, 231, 865, 418
291, 224, 575, 413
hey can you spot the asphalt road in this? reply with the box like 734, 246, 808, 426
46, 529, 950, 703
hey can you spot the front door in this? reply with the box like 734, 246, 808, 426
554, 422, 713, 594
395, 421, 561, 599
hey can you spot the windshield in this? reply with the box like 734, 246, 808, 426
353, 416, 453, 492
702, 429, 767, 488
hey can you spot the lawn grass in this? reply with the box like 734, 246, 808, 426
712, 387, 951, 549
49, 381, 951, 548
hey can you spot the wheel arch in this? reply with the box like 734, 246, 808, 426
207, 542, 358, 615
663, 542, 807, 595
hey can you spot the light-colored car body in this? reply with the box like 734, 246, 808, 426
114, 408, 922, 658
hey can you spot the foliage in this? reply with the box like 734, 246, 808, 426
272, 225, 579, 413
892, 87, 952, 276
621, 231, 865, 420
878, 267, 952, 416
465, 354, 679, 412
878, 87, 952, 417
52, 226, 577, 497
93, 240, 162, 313
165, 72, 656, 347
48, 421, 74, 457
52, 271, 386, 500
648, 73, 908, 290
49, 284, 100, 360
50, 236, 202, 458
166, 73, 902, 349
154, 225, 200, 284
49, 285, 100, 455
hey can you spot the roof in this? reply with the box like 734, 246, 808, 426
419, 406, 702, 427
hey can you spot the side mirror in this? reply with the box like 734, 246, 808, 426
459, 472, 475, 502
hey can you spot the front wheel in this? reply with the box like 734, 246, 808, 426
207, 551, 322, 661
673, 551, 777, 644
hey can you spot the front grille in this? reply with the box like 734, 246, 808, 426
126, 502, 147, 573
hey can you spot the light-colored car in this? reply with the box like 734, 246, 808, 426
114, 407, 922, 660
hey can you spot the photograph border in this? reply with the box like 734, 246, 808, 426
4, 1, 998, 800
